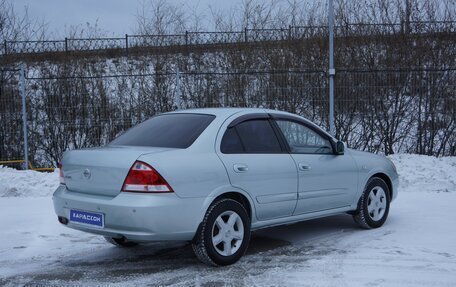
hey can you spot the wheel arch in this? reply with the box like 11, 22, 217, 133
352, 171, 394, 212
371, 172, 393, 199
212, 192, 252, 220
192, 189, 254, 243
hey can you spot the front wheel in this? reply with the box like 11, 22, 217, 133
192, 198, 251, 266
353, 177, 391, 229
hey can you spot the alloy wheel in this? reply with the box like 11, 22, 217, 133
211, 210, 244, 256
367, 186, 387, 221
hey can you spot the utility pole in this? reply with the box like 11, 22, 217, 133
19, 64, 29, 170
405, 0, 411, 34
328, 0, 335, 137
175, 67, 181, 109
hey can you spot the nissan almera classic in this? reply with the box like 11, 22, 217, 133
53, 108, 398, 266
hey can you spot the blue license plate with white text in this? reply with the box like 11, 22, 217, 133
70, 209, 104, 228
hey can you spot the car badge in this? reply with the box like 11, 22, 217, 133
83, 168, 91, 179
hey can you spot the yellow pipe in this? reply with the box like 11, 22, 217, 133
0, 159, 54, 172
0, 160, 25, 164
32, 167, 55, 172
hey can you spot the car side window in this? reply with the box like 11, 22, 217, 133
221, 127, 244, 154
221, 119, 282, 154
276, 120, 333, 154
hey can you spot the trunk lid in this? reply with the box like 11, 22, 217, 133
62, 145, 173, 197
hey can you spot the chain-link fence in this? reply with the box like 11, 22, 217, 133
1, 68, 454, 168
2, 21, 455, 56
20, 70, 329, 166
0, 68, 24, 165
335, 69, 455, 156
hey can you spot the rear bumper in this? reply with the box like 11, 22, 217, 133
52, 185, 209, 242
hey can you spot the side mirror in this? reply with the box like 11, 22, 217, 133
335, 141, 345, 155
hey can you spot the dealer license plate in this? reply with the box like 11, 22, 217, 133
69, 209, 104, 228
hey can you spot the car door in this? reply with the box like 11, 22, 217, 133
216, 114, 298, 221
272, 116, 358, 214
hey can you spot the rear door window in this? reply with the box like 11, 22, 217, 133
110, 113, 215, 148
221, 127, 244, 153
221, 119, 282, 153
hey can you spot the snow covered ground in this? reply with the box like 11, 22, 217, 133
0, 154, 455, 286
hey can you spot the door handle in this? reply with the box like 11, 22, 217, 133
233, 164, 249, 173
298, 163, 311, 171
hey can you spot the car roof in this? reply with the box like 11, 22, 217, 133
167, 107, 334, 140
167, 107, 293, 118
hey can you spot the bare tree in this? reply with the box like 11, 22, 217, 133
136, 0, 187, 35
0, 0, 46, 45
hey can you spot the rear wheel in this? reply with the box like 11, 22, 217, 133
353, 177, 391, 229
104, 236, 138, 247
192, 198, 250, 266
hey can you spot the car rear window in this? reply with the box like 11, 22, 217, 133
110, 113, 215, 148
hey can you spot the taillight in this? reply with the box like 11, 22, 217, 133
59, 162, 65, 185
122, 161, 173, 193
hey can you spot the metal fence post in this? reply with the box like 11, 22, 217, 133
175, 67, 181, 109
244, 28, 248, 42
328, 0, 336, 137
125, 34, 129, 56
65, 37, 68, 52
185, 31, 189, 45
19, 64, 29, 170
3, 40, 7, 55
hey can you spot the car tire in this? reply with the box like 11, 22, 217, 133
192, 198, 251, 266
353, 177, 391, 229
104, 236, 138, 247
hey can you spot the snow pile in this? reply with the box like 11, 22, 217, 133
0, 166, 59, 197
389, 154, 456, 193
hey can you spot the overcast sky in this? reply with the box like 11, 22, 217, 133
12, 0, 241, 38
